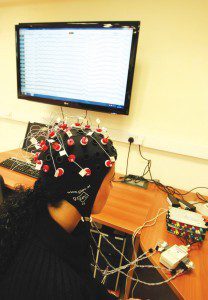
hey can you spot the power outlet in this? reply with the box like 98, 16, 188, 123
108, 128, 145, 145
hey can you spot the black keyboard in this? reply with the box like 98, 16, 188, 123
0, 157, 40, 179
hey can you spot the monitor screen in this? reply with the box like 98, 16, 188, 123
16, 21, 140, 115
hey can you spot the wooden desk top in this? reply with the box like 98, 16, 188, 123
140, 187, 208, 300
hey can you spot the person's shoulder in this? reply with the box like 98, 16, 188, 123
0, 236, 86, 300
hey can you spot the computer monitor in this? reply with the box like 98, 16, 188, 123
16, 21, 140, 115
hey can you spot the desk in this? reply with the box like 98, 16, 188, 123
0, 149, 207, 299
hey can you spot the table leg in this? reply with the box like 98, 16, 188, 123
123, 236, 140, 300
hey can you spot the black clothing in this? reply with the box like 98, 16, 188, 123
0, 208, 117, 300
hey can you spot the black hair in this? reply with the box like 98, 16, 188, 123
0, 186, 45, 280
0, 182, 70, 281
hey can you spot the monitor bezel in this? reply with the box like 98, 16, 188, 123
15, 21, 140, 115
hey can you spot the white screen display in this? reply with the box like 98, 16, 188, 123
19, 27, 134, 109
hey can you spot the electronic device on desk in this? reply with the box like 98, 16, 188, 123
166, 207, 208, 243
16, 21, 140, 115
157, 241, 194, 273
121, 174, 149, 189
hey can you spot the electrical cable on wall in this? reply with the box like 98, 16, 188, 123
117, 142, 208, 206
61, 106, 64, 120
125, 138, 133, 176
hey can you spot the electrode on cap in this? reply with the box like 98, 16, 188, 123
59, 123, 67, 130
85, 168, 91, 176
35, 160, 43, 170
105, 160, 113, 167
79, 168, 91, 177
49, 131, 56, 138
40, 140, 46, 147
54, 168, 64, 177
68, 154, 76, 162
96, 118, 102, 132
52, 142, 61, 151
41, 144, 48, 151
33, 152, 40, 162
67, 138, 75, 146
101, 138, 109, 145
80, 137, 88, 146
42, 164, 50, 173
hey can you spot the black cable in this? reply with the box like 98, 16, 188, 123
125, 141, 132, 176
138, 145, 185, 199
114, 142, 208, 204
138, 144, 208, 202
60, 106, 64, 119
139, 145, 153, 179
84, 110, 88, 119
179, 187, 208, 196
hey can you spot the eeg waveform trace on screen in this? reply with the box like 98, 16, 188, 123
16, 22, 140, 115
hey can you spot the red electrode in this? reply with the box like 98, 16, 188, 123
105, 160, 113, 167
68, 154, 76, 162
85, 168, 91, 176
49, 131, 56, 138
42, 165, 50, 173
101, 137, 108, 145
41, 144, 48, 151
52, 142, 61, 151
54, 168, 64, 177
80, 137, 88, 145
67, 138, 75, 146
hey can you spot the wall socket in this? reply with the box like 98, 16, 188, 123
109, 128, 145, 145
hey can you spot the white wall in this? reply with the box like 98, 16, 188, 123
0, 0, 208, 195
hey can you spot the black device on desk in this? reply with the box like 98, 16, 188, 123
167, 194, 196, 212
0, 122, 47, 179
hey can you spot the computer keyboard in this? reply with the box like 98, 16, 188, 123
0, 157, 40, 179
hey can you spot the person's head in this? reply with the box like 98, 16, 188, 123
33, 120, 117, 218
0, 119, 117, 279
